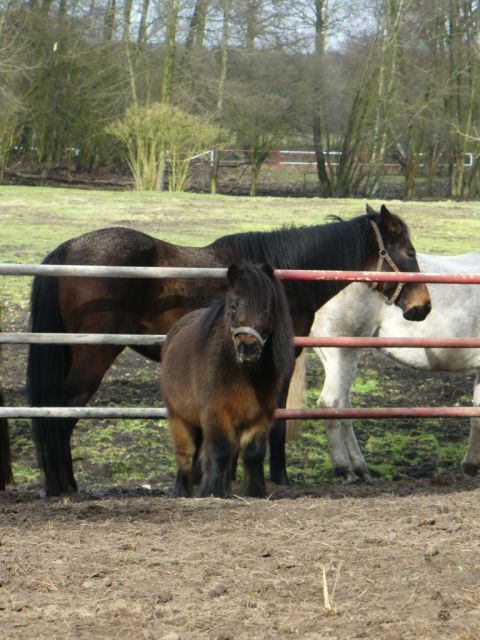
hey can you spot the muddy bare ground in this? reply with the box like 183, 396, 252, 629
1, 243, 479, 640
2, 340, 480, 639
2, 479, 480, 640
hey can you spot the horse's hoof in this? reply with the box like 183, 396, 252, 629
45, 484, 77, 497
462, 462, 478, 477
270, 473, 290, 486
333, 466, 359, 484
355, 468, 376, 485
171, 484, 193, 498
246, 483, 268, 498
342, 473, 362, 485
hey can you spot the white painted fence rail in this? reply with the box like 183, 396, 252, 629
0, 263, 227, 279
1, 263, 480, 284
1, 407, 480, 419
1, 333, 480, 348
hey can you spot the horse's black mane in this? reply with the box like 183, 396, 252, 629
212, 214, 374, 310
213, 214, 368, 271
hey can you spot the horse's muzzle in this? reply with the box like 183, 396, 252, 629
234, 337, 264, 365
402, 300, 432, 321
232, 326, 267, 364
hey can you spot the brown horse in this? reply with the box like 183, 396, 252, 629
27, 204, 431, 496
0, 406, 13, 490
0, 335, 13, 489
161, 263, 295, 498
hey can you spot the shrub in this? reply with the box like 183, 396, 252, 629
108, 103, 230, 191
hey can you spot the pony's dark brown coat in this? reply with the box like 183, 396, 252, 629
161, 263, 295, 498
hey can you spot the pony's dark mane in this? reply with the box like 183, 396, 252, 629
212, 214, 377, 309
198, 295, 225, 338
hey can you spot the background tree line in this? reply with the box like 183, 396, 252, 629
0, 0, 479, 197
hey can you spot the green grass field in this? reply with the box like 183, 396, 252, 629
1, 186, 479, 490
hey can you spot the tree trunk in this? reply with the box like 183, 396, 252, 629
365, 0, 408, 197
210, 0, 230, 194
160, 0, 179, 104
185, 0, 208, 50
312, 0, 332, 197
123, 0, 138, 105
137, 0, 152, 104
103, 0, 116, 41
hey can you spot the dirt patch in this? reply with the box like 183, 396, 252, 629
2, 253, 478, 637
2, 480, 480, 640
2, 343, 479, 638
2, 164, 452, 200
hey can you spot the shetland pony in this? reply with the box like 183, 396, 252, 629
161, 263, 295, 498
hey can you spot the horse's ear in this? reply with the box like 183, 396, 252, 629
379, 204, 401, 234
365, 203, 376, 215
227, 264, 239, 284
261, 263, 275, 279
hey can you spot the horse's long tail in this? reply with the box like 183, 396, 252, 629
27, 246, 75, 494
286, 350, 307, 441
0, 390, 13, 490
0, 320, 13, 489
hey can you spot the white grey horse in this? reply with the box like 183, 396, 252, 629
290, 253, 480, 483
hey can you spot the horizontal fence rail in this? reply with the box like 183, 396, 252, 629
1, 263, 479, 422
274, 269, 480, 285
0, 263, 227, 279
1, 263, 480, 284
1, 333, 480, 349
294, 336, 480, 349
0, 407, 479, 419
0, 333, 166, 346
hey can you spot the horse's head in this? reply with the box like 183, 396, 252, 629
365, 204, 431, 321
226, 263, 277, 365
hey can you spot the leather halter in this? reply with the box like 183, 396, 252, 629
369, 219, 404, 305
231, 326, 267, 349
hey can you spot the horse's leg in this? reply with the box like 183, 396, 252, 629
200, 429, 233, 498
0, 417, 12, 491
269, 382, 290, 485
341, 423, 374, 483
242, 430, 267, 498
462, 369, 480, 476
192, 428, 203, 486
35, 345, 123, 496
317, 346, 371, 483
168, 415, 195, 497
0, 387, 13, 490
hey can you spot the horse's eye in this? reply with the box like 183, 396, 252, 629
407, 249, 416, 259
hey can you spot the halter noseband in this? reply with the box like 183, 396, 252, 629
231, 326, 267, 349
369, 219, 404, 305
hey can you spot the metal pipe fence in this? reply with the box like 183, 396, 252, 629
1, 262, 478, 421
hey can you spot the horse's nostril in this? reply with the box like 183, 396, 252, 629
403, 301, 431, 322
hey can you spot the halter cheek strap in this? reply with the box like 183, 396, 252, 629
232, 326, 267, 348
369, 219, 404, 306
